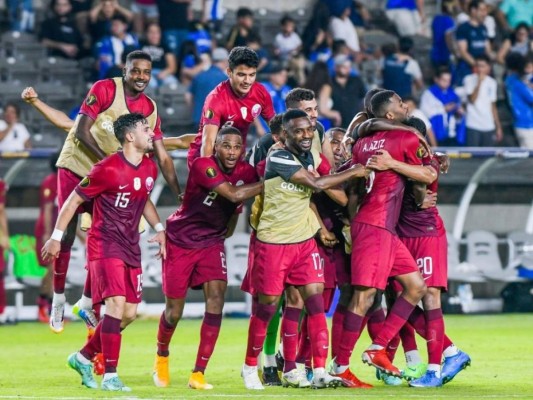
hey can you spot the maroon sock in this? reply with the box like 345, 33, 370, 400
83, 273, 92, 298
400, 323, 418, 353
281, 307, 300, 372
81, 321, 102, 359
443, 335, 453, 350
374, 296, 415, 348
425, 309, 445, 365
336, 310, 364, 366
0, 277, 6, 314
100, 315, 122, 373
367, 307, 386, 341
53, 251, 70, 295
245, 303, 277, 366
386, 334, 401, 361
157, 312, 177, 357
322, 288, 334, 313
193, 312, 222, 373
408, 305, 427, 336
331, 304, 346, 359
295, 314, 309, 365
305, 294, 329, 368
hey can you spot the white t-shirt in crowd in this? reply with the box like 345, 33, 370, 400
274, 32, 302, 60
0, 121, 31, 151
330, 16, 360, 52
463, 73, 497, 131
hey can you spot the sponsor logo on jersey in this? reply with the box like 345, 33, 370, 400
205, 108, 214, 119
80, 177, 90, 187
206, 167, 217, 178
86, 94, 96, 105
251, 104, 262, 119
145, 176, 154, 191
134, 177, 141, 190
100, 115, 114, 134
281, 181, 312, 194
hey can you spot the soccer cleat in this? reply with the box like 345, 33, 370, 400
311, 368, 344, 389
72, 301, 98, 330
402, 362, 427, 381
152, 354, 170, 387
49, 302, 65, 333
92, 353, 105, 376
67, 352, 98, 389
241, 364, 265, 390
441, 350, 471, 384
305, 366, 313, 382
101, 376, 132, 392
188, 371, 214, 390
377, 369, 402, 386
275, 351, 284, 372
281, 368, 311, 388
38, 305, 49, 323
409, 370, 443, 388
262, 366, 282, 386
362, 348, 401, 377
332, 367, 373, 388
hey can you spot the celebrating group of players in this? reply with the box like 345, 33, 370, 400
28, 45, 471, 392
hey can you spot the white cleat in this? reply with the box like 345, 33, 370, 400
282, 367, 311, 388
311, 368, 343, 389
241, 364, 264, 390
49, 302, 65, 333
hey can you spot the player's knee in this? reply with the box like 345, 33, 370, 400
206, 292, 225, 313
410, 280, 427, 300
165, 305, 183, 325
121, 311, 137, 327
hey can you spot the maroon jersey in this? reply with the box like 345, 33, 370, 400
188, 80, 275, 162
397, 154, 444, 238
80, 79, 163, 141
166, 155, 258, 248
75, 152, 158, 266
35, 172, 58, 240
352, 129, 421, 233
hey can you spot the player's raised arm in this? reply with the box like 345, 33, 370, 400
153, 138, 182, 200
200, 124, 219, 157
162, 134, 196, 150
22, 87, 74, 133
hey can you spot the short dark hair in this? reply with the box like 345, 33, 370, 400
237, 7, 253, 19
326, 127, 346, 139
113, 113, 147, 144
468, 0, 483, 13
269, 114, 284, 136
281, 15, 295, 25
434, 66, 451, 78
285, 88, 315, 109
228, 46, 259, 70
370, 90, 396, 118
474, 54, 491, 64
399, 36, 414, 54
216, 126, 242, 141
505, 52, 527, 75
111, 14, 128, 24
4, 102, 20, 118
364, 88, 385, 116
282, 109, 309, 130
404, 116, 427, 136
126, 50, 152, 64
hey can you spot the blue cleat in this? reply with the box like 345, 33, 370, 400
441, 350, 471, 384
409, 370, 443, 388
72, 302, 98, 329
101, 376, 132, 392
67, 352, 98, 389
376, 369, 403, 386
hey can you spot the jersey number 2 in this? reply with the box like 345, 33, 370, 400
203, 191, 218, 206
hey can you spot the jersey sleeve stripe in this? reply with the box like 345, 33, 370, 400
270, 157, 299, 166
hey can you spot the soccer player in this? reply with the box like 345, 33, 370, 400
330, 91, 437, 381
35, 152, 59, 323
153, 126, 262, 390
39, 50, 180, 334
42, 113, 166, 392
241, 109, 369, 390
0, 179, 9, 324
187, 46, 275, 167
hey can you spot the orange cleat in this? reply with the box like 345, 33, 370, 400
38, 305, 49, 323
152, 355, 170, 388
333, 368, 373, 388
188, 371, 213, 390
362, 348, 401, 377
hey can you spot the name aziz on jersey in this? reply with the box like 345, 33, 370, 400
362, 139, 386, 152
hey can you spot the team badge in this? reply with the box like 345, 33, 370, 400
251, 104, 262, 119
86, 94, 96, 106
80, 177, 90, 187
416, 146, 425, 158
206, 167, 217, 178
145, 176, 154, 191
240, 106, 248, 119
134, 177, 141, 190
236, 180, 244, 186
205, 108, 214, 119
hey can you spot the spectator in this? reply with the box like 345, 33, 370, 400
225, 7, 256, 50
39, 0, 84, 60
273, 15, 306, 86
94, 14, 139, 80
186, 48, 228, 127
329, 3, 360, 59
456, 0, 497, 42
403, 95, 438, 147
89, 0, 133, 43
464, 55, 502, 146
301, 1, 331, 60
245, 33, 269, 73
331, 54, 366, 128
141, 23, 178, 89
420, 68, 466, 145
350, 1, 371, 32
7, 0, 34, 33
304, 60, 342, 128
455, 0, 493, 86
258, 64, 292, 132
496, 0, 533, 32
187, 20, 213, 55
0, 103, 31, 151
156, 0, 191, 60
385, 0, 425, 37
131, 0, 158, 37
381, 38, 424, 99
177, 39, 207, 86
430, 0, 458, 68
201, 0, 225, 38
505, 53, 533, 148
497, 22, 532, 64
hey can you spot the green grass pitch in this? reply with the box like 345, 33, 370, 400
1, 314, 533, 399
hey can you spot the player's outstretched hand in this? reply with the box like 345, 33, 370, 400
41, 239, 60, 263
149, 231, 166, 260
350, 163, 371, 178
366, 149, 394, 171
21, 87, 38, 103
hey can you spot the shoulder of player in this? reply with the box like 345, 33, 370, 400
268, 149, 298, 164
235, 159, 259, 178
191, 155, 218, 173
